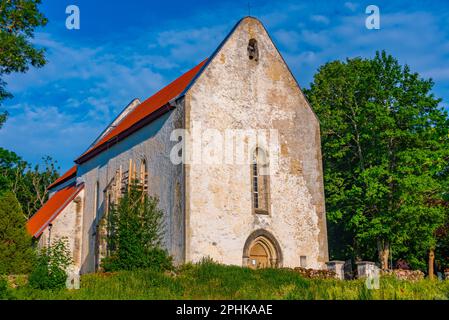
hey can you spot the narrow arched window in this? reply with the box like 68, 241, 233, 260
248, 38, 259, 61
94, 180, 101, 271
252, 148, 270, 214
94, 181, 100, 221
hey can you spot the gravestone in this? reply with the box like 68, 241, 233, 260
356, 261, 380, 279
66, 266, 80, 290
344, 259, 353, 280
326, 261, 345, 280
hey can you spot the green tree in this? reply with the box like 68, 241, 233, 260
0, 147, 26, 193
0, 112, 6, 129
0, 191, 34, 275
0, 0, 48, 126
435, 222, 449, 273
102, 182, 172, 272
18, 156, 60, 218
305, 51, 449, 271
0, 148, 59, 218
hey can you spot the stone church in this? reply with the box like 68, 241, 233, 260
26, 17, 328, 275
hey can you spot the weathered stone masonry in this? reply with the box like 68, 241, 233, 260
27, 17, 329, 274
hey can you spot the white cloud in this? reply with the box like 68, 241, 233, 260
0, 103, 100, 170
273, 29, 302, 51
0, 22, 229, 168
422, 68, 449, 81
310, 15, 330, 25
156, 25, 227, 63
4, 32, 169, 121
2, 1, 449, 171
344, 2, 359, 12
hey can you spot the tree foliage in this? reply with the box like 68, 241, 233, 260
0, 191, 34, 275
305, 51, 449, 270
102, 182, 173, 272
0, 0, 48, 128
0, 111, 6, 129
0, 0, 47, 105
0, 148, 59, 218
29, 238, 72, 290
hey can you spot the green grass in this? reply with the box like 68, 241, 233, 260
4, 262, 449, 300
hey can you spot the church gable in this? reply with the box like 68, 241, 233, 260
183, 17, 328, 268
184, 16, 319, 126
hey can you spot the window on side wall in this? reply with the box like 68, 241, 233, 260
252, 147, 270, 215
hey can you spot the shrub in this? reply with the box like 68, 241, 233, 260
6, 264, 449, 300
101, 182, 173, 272
0, 191, 35, 275
29, 238, 72, 290
0, 277, 7, 299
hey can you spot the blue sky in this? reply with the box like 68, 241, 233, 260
1, 0, 448, 173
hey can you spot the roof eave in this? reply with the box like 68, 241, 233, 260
75, 102, 176, 165
73, 17, 252, 166
47, 166, 77, 190
30, 183, 84, 238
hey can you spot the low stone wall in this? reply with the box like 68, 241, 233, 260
281, 267, 337, 279
281, 263, 427, 281
4, 275, 28, 288
381, 269, 425, 281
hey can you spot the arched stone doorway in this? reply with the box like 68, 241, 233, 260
243, 229, 282, 269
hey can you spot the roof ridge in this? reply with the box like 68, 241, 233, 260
86, 98, 141, 152
74, 17, 261, 165
75, 59, 208, 164
47, 165, 77, 190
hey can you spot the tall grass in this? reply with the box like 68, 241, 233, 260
6, 261, 449, 300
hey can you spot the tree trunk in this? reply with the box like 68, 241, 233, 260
428, 248, 435, 280
377, 240, 390, 270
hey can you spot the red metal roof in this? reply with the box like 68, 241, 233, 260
26, 183, 84, 238
47, 165, 77, 190
28, 60, 208, 236
75, 59, 208, 164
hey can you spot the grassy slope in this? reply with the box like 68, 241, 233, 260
6, 262, 449, 300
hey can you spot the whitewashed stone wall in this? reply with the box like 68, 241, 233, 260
77, 106, 185, 273
184, 17, 328, 269
39, 188, 84, 274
